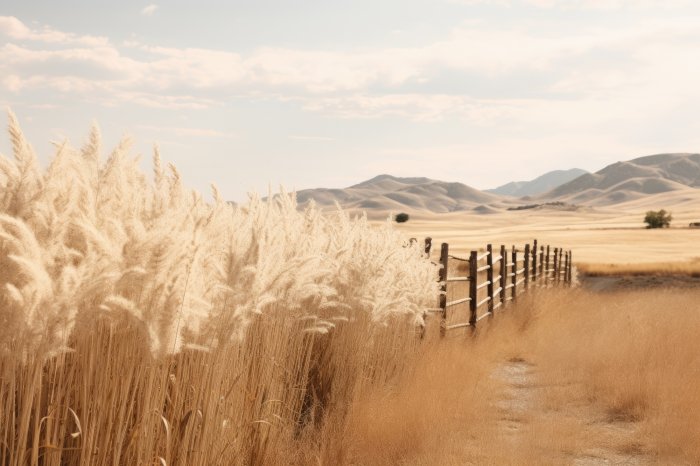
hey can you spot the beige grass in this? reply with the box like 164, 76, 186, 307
315, 288, 700, 464
0, 113, 438, 465
3, 111, 699, 464
577, 258, 700, 276
393, 207, 700, 264
523, 288, 700, 463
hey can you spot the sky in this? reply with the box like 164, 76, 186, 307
1, 0, 700, 201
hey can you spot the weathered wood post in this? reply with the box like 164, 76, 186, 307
424, 237, 432, 258
469, 250, 478, 328
552, 247, 558, 286
545, 245, 551, 284
531, 239, 538, 285
511, 246, 517, 301
499, 244, 507, 307
438, 243, 449, 337
559, 248, 564, 283
539, 246, 545, 280
486, 244, 494, 313
524, 243, 530, 289
563, 251, 569, 285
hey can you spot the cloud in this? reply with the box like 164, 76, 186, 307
1, 13, 700, 123
141, 4, 159, 16
451, 0, 694, 9
289, 135, 334, 141
0, 15, 108, 46
302, 94, 523, 122
137, 124, 235, 138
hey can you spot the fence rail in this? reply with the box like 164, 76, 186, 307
423, 238, 573, 338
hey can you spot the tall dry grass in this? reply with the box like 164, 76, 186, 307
523, 288, 700, 463
578, 258, 700, 277
4, 110, 697, 464
0, 111, 438, 465
330, 288, 700, 464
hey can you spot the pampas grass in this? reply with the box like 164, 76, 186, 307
0, 111, 438, 465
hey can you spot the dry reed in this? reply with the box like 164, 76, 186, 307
0, 111, 438, 465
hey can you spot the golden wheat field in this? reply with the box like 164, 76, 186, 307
393, 205, 700, 264
1, 116, 699, 465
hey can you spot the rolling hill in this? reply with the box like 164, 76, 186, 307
295, 174, 507, 214
288, 154, 700, 215
487, 168, 589, 197
542, 153, 700, 205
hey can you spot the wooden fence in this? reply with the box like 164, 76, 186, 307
423, 238, 573, 337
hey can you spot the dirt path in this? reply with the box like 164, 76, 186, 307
491, 359, 653, 465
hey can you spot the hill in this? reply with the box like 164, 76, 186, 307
542, 153, 700, 205
295, 174, 506, 214
291, 154, 700, 214
487, 168, 588, 197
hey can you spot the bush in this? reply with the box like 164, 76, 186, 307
644, 209, 672, 229
395, 212, 410, 223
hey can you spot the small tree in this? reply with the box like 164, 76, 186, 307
644, 209, 672, 229
395, 212, 410, 223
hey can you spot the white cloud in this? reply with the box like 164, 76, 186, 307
2, 75, 22, 92
452, 0, 694, 10
289, 135, 334, 141
0, 15, 108, 46
137, 124, 234, 138
141, 4, 159, 16
1, 13, 700, 124
302, 94, 524, 122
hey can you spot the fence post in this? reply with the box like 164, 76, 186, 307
557, 248, 564, 281
563, 251, 569, 285
511, 246, 517, 302
469, 250, 478, 329
438, 243, 449, 338
424, 237, 432, 258
486, 244, 494, 313
552, 247, 558, 286
545, 245, 551, 284
524, 243, 530, 289
499, 245, 507, 307
531, 239, 538, 285
539, 246, 545, 281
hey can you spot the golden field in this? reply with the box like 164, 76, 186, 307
392, 198, 700, 267
343, 288, 700, 465
1, 114, 699, 465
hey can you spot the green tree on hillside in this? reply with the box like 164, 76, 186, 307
644, 209, 672, 229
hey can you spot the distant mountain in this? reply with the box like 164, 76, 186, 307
487, 168, 589, 197
543, 153, 700, 205
295, 174, 506, 214
285, 154, 700, 215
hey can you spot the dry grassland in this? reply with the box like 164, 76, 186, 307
336, 288, 700, 465
2, 114, 699, 464
357, 200, 700, 464
577, 258, 700, 277
393, 204, 700, 265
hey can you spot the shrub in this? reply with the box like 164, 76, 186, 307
644, 209, 672, 229
395, 212, 410, 223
